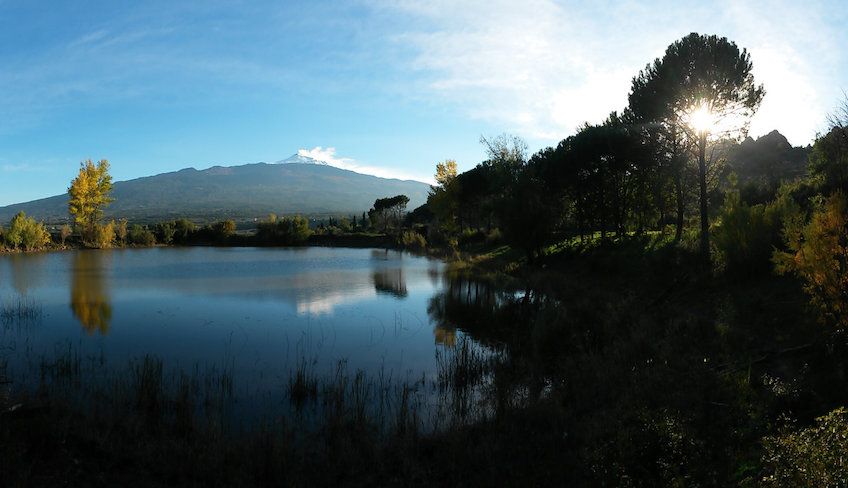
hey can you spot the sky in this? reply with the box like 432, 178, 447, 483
0, 0, 846, 206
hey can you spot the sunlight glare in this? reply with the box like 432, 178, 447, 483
688, 102, 716, 133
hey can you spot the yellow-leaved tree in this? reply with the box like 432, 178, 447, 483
68, 159, 114, 247
435, 159, 457, 187
775, 191, 848, 328
428, 159, 459, 235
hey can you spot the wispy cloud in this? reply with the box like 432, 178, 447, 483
0, 14, 308, 135
718, 0, 844, 144
297, 146, 432, 183
374, 0, 844, 144
1, 163, 41, 173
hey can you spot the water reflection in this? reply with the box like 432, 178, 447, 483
370, 249, 399, 261
294, 279, 375, 315
7, 253, 46, 295
70, 251, 113, 335
428, 276, 510, 347
433, 325, 457, 347
372, 268, 408, 297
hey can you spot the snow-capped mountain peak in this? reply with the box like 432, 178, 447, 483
276, 153, 329, 165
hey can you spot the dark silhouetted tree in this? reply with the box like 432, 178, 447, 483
809, 96, 848, 194
368, 195, 410, 232
629, 33, 764, 257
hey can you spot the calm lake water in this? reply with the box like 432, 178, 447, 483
0, 247, 475, 407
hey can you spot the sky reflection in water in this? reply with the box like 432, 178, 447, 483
0, 247, 459, 392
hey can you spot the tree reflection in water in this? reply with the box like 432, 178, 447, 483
428, 275, 517, 348
372, 267, 408, 298
433, 325, 456, 347
70, 251, 112, 335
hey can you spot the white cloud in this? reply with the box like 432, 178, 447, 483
374, 0, 843, 145
385, 0, 627, 140
717, 0, 842, 144
297, 146, 433, 183
1, 163, 40, 173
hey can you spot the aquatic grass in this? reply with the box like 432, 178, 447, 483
436, 337, 489, 392
0, 317, 517, 486
0, 336, 549, 487
287, 358, 318, 410
0, 296, 42, 327
39, 344, 82, 388
134, 355, 164, 425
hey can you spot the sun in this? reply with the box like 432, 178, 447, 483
687, 102, 716, 133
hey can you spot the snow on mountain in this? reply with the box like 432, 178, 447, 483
275, 154, 328, 165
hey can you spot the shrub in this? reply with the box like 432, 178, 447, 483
338, 218, 352, 233
60, 224, 72, 246
116, 219, 128, 245
172, 219, 197, 244
155, 222, 175, 245
762, 407, 848, 487
91, 221, 116, 249
401, 230, 426, 251
775, 191, 848, 328
256, 215, 312, 245
213, 220, 236, 239
128, 224, 157, 246
5, 212, 51, 251
457, 228, 486, 247
713, 184, 800, 277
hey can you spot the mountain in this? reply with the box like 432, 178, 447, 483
0, 155, 431, 223
725, 130, 811, 189
274, 153, 329, 165
716, 130, 812, 204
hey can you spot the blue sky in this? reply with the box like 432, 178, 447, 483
0, 0, 846, 206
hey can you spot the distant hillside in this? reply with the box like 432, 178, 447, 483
0, 155, 431, 223
725, 130, 811, 190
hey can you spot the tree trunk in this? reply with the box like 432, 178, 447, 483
697, 132, 709, 260
674, 169, 684, 242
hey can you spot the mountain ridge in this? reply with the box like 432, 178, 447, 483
0, 155, 431, 223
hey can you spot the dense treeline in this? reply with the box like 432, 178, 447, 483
414, 34, 844, 281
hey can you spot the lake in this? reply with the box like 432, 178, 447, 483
0, 247, 486, 420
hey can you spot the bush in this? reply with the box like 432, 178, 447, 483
763, 407, 848, 487
116, 219, 128, 245
256, 215, 312, 245
91, 221, 116, 249
713, 184, 800, 277
775, 191, 848, 328
155, 222, 175, 245
212, 220, 236, 239
60, 224, 72, 246
338, 218, 352, 233
457, 228, 487, 247
4, 212, 51, 251
172, 219, 197, 244
401, 230, 426, 251
128, 224, 157, 247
